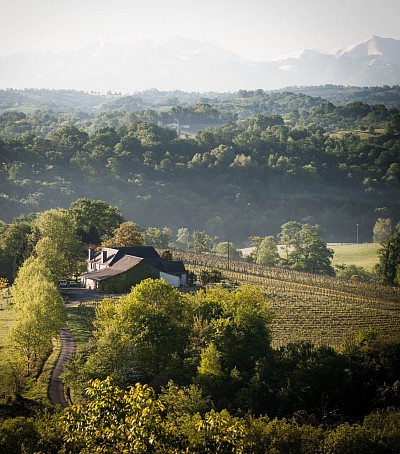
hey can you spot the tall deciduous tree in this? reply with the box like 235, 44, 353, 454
377, 229, 400, 285
11, 257, 66, 371
278, 221, 303, 260
69, 198, 124, 244
212, 242, 241, 260
176, 227, 190, 250
278, 222, 334, 275
0, 221, 33, 282
33, 209, 83, 280
143, 226, 172, 248
101, 221, 144, 247
188, 231, 216, 254
191, 286, 273, 379
373, 218, 393, 243
254, 236, 279, 266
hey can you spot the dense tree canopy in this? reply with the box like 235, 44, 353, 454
0, 88, 399, 243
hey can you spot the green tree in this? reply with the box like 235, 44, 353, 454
77, 279, 192, 390
249, 236, 263, 248
210, 144, 235, 166
278, 221, 303, 260
254, 236, 279, 266
296, 234, 334, 275
198, 343, 223, 378
69, 198, 124, 244
0, 417, 38, 454
10, 257, 66, 372
213, 242, 242, 260
335, 264, 372, 282
47, 125, 89, 161
62, 377, 165, 453
33, 208, 83, 280
176, 227, 190, 250
101, 220, 144, 247
373, 217, 393, 243
160, 381, 210, 418
191, 286, 273, 380
0, 221, 33, 282
143, 226, 172, 248
279, 222, 334, 275
189, 231, 216, 254
377, 229, 400, 285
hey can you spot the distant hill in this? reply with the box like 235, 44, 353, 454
0, 36, 399, 92
1, 85, 400, 117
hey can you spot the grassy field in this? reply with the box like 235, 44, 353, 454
329, 243, 380, 271
0, 289, 17, 366
244, 242, 381, 272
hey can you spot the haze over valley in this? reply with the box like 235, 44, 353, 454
1, 35, 400, 92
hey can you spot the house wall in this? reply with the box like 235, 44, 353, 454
180, 273, 187, 286
160, 272, 180, 288
98, 263, 160, 293
83, 278, 98, 290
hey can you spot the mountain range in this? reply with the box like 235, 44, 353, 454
0, 35, 399, 92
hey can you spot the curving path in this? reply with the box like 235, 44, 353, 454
48, 326, 76, 407
48, 288, 114, 407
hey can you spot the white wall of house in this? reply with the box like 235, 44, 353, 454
160, 272, 180, 288
82, 278, 98, 290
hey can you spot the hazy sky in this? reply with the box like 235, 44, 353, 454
1, 0, 399, 61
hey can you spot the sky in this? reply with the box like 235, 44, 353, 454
1, 0, 400, 61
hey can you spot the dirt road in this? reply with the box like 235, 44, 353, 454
48, 326, 76, 408
48, 288, 107, 407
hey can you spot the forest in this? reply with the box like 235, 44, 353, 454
0, 86, 400, 243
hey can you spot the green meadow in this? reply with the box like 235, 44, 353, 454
329, 242, 381, 271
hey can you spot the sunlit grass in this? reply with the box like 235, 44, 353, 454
330, 242, 381, 271
66, 305, 95, 348
0, 307, 17, 366
24, 337, 61, 405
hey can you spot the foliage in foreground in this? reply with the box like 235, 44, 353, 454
1, 378, 400, 453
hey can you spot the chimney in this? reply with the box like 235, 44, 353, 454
88, 248, 95, 261
102, 250, 107, 263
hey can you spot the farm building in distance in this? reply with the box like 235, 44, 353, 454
81, 246, 187, 292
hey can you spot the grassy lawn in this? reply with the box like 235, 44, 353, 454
66, 305, 95, 348
329, 242, 381, 271
0, 307, 17, 367
0, 301, 60, 405
23, 337, 61, 405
